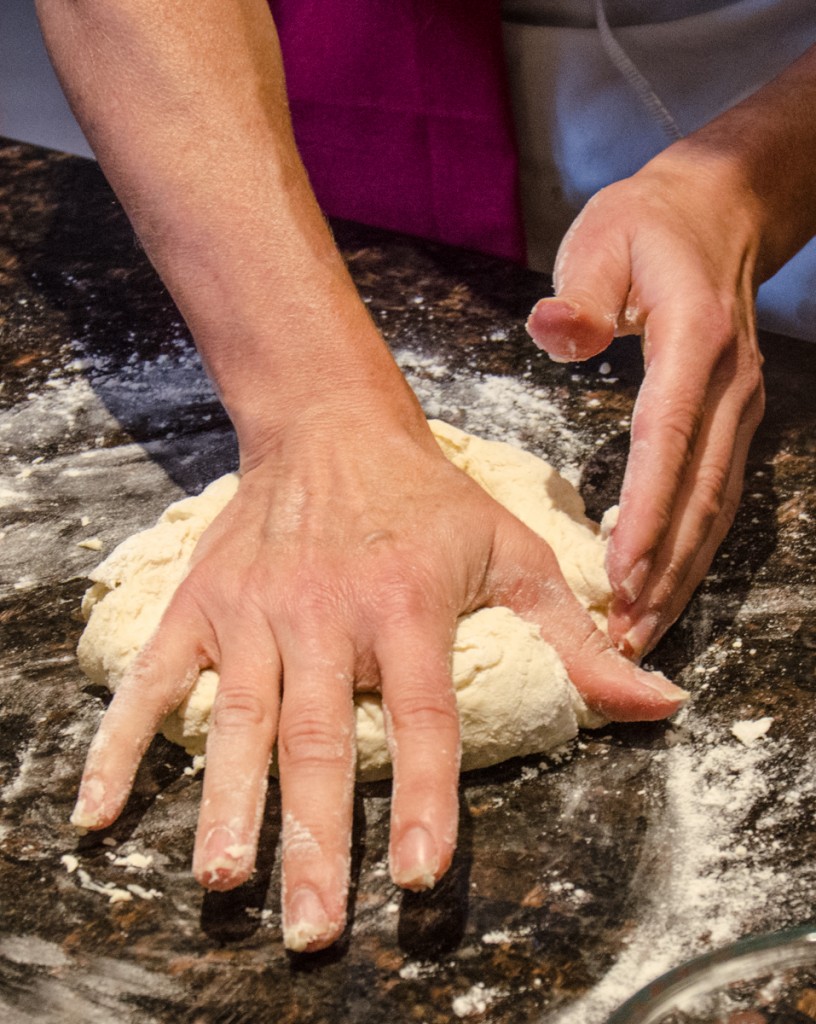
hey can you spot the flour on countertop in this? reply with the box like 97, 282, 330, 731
74, 869, 134, 905
60, 845, 162, 904
452, 982, 505, 1018
545, 707, 816, 1024
394, 349, 594, 483
5, 330, 813, 1016
731, 717, 774, 746
482, 926, 533, 945
3, 340, 600, 597
399, 961, 440, 981
105, 850, 153, 870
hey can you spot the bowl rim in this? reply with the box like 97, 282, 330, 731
606, 922, 816, 1024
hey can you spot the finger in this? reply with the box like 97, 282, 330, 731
611, 374, 763, 656
614, 466, 742, 659
605, 303, 726, 605
276, 636, 356, 953
71, 592, 207, 830
526, 198, 632, 362
377, 615, 460, 893
192, 628, 281, 892
489, 522, 688, 721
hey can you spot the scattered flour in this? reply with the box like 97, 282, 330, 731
399, 961, 440, 981
60, 848, 161, 904
125, 883, 162, 901
183, 754, 207, 777
245, 907, 275, 927
75, 869, 133, 905
731, 717, 774, 746
482, 926, 533, 945
6, 329, 810, 1017
0, 936, 70, 969
544, 709, 816, 1024
105, 850, 153, 870
394, 349, 593, 482
453, 982, 504, 1018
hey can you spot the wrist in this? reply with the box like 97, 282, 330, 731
641, 142, 767, 279
662, 143, 807, 286
236, 396, 436, 479
648, 46, 816, 283
225, 336, 433, 474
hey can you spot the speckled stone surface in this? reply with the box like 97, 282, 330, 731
1, 138, 815, 1024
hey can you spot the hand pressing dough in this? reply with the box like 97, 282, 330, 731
78, 420, 613, 780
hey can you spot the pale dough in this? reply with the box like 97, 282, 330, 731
78, 420, 612, 780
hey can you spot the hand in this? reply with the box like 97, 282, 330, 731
71, 407, 687, 951
526, 150, 766, 658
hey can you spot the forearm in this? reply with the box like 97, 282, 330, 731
654, 42, 816, 284
35, 0, 419, 459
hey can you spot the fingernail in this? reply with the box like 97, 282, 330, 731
622, 613, 661, 660
70, 777, 106, 829
391, 825, 439, 891
283, 887, 331, 952
615, 634, 640, 664
639, 669, 690, 704
547, 345, 578, 364
525, 298, 580, 359
619, 554, 652, 604
195, 826, 252, 888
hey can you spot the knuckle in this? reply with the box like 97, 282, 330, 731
657, 560, 684, 600
633, 395, 701, 466
369, 568, 441, 627
120, 644, 185, 712
700, 303, 737, 349
743, 371, 766, 425
387, 686, 459, 736
655, 405, 700, 457
212, 686, 272, 733
692, 463, 731, 528
282, 573, 344, 632
568, 619, 613, 666
711, 334, 766, 406
279, 707, 349, 769
378, 581, 428, 625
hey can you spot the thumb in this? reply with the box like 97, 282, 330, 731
526, 295, 617, 363
488, 522, 689, 723
526, 200, 633, 362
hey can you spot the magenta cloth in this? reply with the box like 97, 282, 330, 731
268, 1, 526, 262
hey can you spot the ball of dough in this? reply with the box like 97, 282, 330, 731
78, 421, 609, 779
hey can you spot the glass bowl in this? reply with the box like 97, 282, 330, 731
606, 924, 816, 1024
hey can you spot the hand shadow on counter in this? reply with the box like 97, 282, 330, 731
8, 148, 237, 496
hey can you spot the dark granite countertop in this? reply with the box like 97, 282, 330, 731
1, 138, 814, 1024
